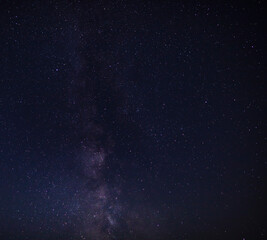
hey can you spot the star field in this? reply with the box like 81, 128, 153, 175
0, 1, 266, 239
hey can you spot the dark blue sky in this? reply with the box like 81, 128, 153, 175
0, 1, 266, 239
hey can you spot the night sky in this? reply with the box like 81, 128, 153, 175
0, 1, 266, 239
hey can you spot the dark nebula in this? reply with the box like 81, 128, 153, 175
0, 1, 266, 239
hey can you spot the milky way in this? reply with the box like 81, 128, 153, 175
78, 149, 121, 239
67, 21, 126, 237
